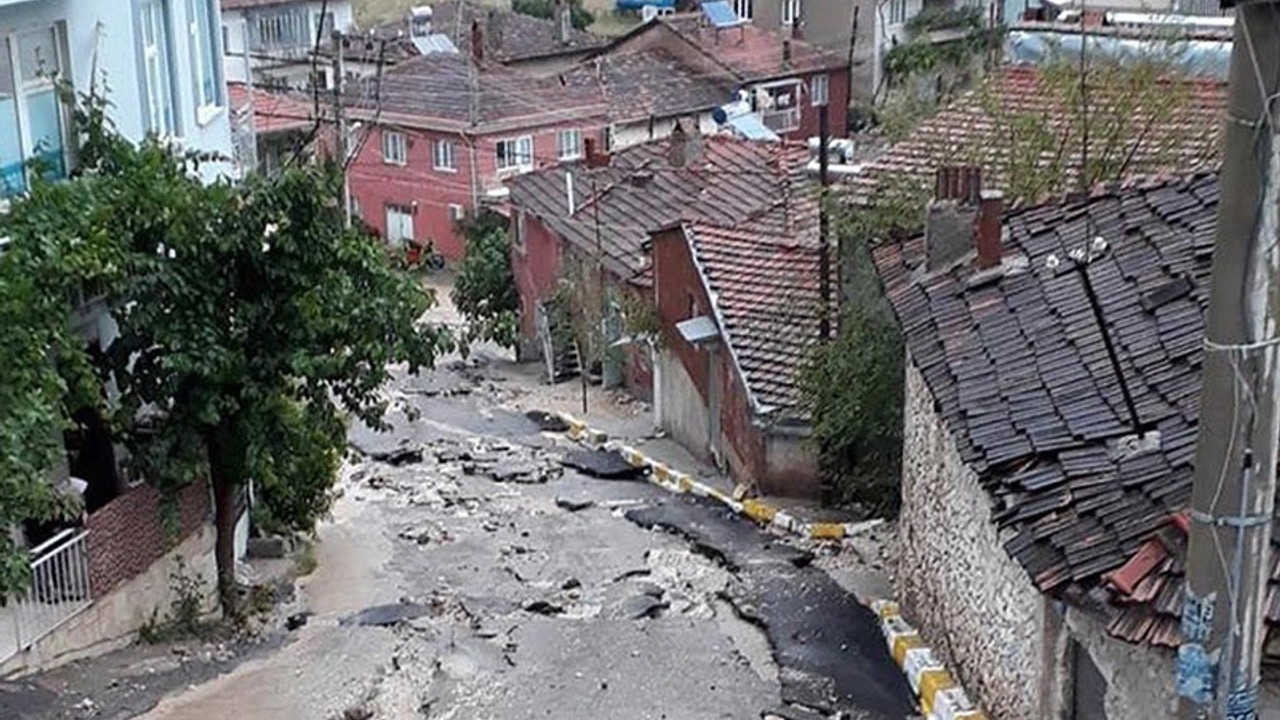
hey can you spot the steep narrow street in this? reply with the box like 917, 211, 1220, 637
7, 285, 912, 720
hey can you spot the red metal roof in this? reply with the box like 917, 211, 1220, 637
228, 83, 316, 135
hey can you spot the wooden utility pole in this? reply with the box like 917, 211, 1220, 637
331, 30, 351, 228
818, 99, 832, 343
1178, 3, 1280, 719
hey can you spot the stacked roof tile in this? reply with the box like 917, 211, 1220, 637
873, 174, 1280, 648
509, 135, 815, 282
560, 49, 735, 123
346, 52, 606, 130
847, 66, 1226, 203
685, 220, 832, 415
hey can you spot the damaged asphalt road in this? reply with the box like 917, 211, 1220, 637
17, 357, 913, 720
627, 501, 915, 719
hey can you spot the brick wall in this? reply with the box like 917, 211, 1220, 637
86, 481, 211, 598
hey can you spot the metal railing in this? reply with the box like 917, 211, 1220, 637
759, 107, 801, 133
0, 529, 92, 664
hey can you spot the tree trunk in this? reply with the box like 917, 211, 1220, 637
206, 434, 242, 621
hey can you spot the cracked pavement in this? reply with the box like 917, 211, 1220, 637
7, 346, 913, 720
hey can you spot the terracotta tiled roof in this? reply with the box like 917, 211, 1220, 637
659, 13, 847, 81
686, 219, 832, 415
872, 174, 1280, 648
228, 83, 315, 135
847, 66, 1226, 203
561, 48, 735, 123
363, 0, 606, 64
346, 52, 606, 131
221, 0, 299, 10
509, 135, 814, 283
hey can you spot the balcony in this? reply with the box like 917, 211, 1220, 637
759, 107, 801, 134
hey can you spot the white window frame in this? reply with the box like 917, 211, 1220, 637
448, 203, 465, 222
382, 130, 407, 165
188, 0, 223, 125
810, 73, 829, 107
384, 203, 414, 248
139, 0, 178, 138
513, 211, 526, 253
751, 79, 802, 133
433, 138, 456, 171
557, 128, 582, 161
888, 0, 908, 26
1, 23, 71, 197
781, 0, 801, 25
733, 0, 753, 20
495, 135, 534, 174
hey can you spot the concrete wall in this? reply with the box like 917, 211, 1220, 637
1062, 607, 1175, 720
0, 0, 234, 182
511, 210, 563, 343
748, 0, 877, 100
764, 431, 819, 497
222, 0, 356, 87
656, 346, 713, 458
898, 358, 1049, 720
1, 524, 217, 676
87, 480, 210, 597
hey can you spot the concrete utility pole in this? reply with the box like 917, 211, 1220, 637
332, 30, 351, 228
1179, 3, 1280, 719
818, 101, 832, 343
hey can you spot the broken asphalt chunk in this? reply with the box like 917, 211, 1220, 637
554, 496, 594, 512
522, 600, 564, 616
525, 410, 571, 432
561, 449, 646, 480
340, 602, 430, 627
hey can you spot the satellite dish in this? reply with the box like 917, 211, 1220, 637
711, 107, 728, 125
641, 4, 660, 21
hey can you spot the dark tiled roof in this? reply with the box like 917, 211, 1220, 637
686, 219, 832, 415
561, 48, 735, 123
847, 66, 1226, 203
347, 52, 605, 130
873, 174, 1265, 647
658, 13, 847, 80
365, 0, 606, 64
221, 0, 297, 10
510, 135, 813, 283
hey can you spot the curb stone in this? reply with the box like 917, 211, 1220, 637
553, 411, 987, 720
871, 600, 988, 720
551, 411, 875, 542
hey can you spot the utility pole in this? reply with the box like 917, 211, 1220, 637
1178, 3, 1280, 719
817, 102, 832, 343
332, 30, 351, 228
242, 29, 258, 174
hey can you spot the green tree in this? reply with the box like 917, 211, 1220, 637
4, 108, 447, 614
451, 214, 520, 356
511, 0, 595, 30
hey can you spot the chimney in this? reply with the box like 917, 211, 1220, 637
924, 166, 982, 271
667, 121, 688, 169
584, 137, 610, 168
976, 189, 1004, 269
782, 38, 792, 65
470, 18, 484, 64
556, 0, 572, 44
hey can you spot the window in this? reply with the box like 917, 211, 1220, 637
751, 80, 802, 133
449, 203, 465, 222
382, 130, 407, 165
781, 0, 801, 25
733, 0, 753, 20
140, 0, 177, 136
1, 24, 71, 197
557, 128, 581, 160
385, 204, 414, 248
495, 135, 533, 173
888, 0, 907, 25
188, 0, 222, 122
512, 211, 526, 252
810, 73, 829, 107
433, 139, 456, 171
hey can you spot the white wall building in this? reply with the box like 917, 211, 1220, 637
220, 0, 354, 90
0, 0, 234, 194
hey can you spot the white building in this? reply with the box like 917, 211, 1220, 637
0, 0, 234, 195
220, 0, 354, 90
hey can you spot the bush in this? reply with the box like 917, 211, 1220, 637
452, 214, 521, 356
511, 0, 595, 30
798, 302, 904, 516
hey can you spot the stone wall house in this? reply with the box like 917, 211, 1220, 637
873, 173, 1280, 719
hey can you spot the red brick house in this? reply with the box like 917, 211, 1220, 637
583, 11, 851, 146
510, 133, 829, 496
344, 38, 608, 261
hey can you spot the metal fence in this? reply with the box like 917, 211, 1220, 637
0, 529, 92, 664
